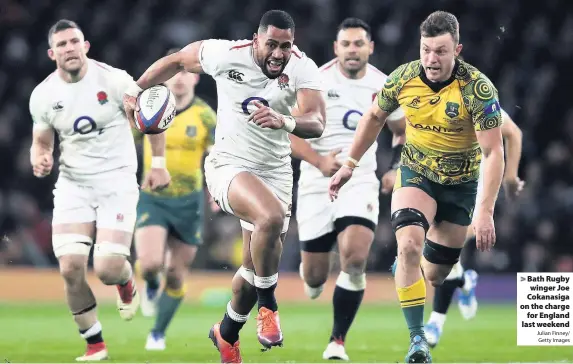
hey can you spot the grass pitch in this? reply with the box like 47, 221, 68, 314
0, 302, 569, 363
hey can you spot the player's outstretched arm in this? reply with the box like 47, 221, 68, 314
30, 127, 55, 178
141, 133, 171, 191
500, 111, 524, 198
289, 134, 341, 177
122, 42, 204, 127
290, 88, 326, 139
474, 124, 504, 251
135, 41, 204, 91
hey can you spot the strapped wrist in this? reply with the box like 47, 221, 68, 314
282, 115, 296, 133
151, 156, 166, 169
346, 157, 359, 169
125, 82, 143, 98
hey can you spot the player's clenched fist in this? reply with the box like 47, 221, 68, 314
141, 168, 171, 191
317, 149, 342, 177
31, 153, 53, 178
381, 169, 397, 194
248, 101, 286, 129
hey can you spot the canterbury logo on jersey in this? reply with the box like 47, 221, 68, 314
327, 89, 340, 99
227, 70, 244, 83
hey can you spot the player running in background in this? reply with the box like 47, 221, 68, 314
132, 48, 217, 351
290, 18, 404, 361
382, 106, 524, 348
123, 10, 325, 363
29, 20, 170, 361
328, 11, 505, 363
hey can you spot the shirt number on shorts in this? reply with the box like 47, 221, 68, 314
241, 97, 269, 115
342, 110, 363, 131
73, 116, 102, 135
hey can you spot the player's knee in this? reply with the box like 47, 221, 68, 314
59, 258, 86, 286
93, 257, 127, 285
255, 210, 285, 236
93, 242, 131, 284
340, 251, 368, 276
303, 265, 328, 288
138, 257, 163, 277
397, 235, 424, 266
164, 265, 185, 290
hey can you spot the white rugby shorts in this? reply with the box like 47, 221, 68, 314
204, 153, 293, 233
52, 172, 139, 232
297, 176, 379, 242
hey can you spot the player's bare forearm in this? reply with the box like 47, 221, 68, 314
291, 112, 324, 138
147, 133, 166, 157
479, 147, 504, 212
501, 116, 522, 179
137, 41, 203, 89
391, 133, 406, 147
476, 127, 505, 213
30, 128, 54, 160
347, 102, 388, 165
289, 134, 321, 167
291, 88, 326, 139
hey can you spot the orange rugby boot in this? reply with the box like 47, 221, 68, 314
208, 323, 242, 364
256, 307, 283, 349
75, 342, 108, 361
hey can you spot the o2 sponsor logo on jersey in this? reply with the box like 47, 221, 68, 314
342, 110, 363, 130
73, 116, 103, 135
241, 97, 269, 115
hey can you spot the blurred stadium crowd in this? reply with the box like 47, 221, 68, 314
0, 0, 572, 274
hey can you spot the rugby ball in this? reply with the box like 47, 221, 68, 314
134, 85, 176, 134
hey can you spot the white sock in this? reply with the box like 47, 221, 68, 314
80, 321, 102, 339
428, 311, 446, 329
226, 301, 249, 323
254, 273, 278, 289
462, 273, 473, 294
335, 271, 366, 291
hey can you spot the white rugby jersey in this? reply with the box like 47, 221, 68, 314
298, 59, 404, 194
29, 59, 137, 182
199, 39, 322, 169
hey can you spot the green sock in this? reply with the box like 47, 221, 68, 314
145, 273, 161, 291
152, 285, 185, 335
397, 277, 426, 339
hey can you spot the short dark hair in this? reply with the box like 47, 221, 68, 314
258, 10, 295, 33
165, 47, 181, 57
337, 17, 371, 39
48, 19, 82, 46
420, 11, 459, 43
